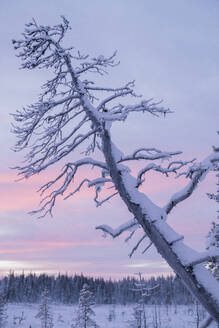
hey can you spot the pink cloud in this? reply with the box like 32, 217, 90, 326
0, 169, 98, 214
0, 156, 216, 278
0, 157, 203, 215
0, 163, 187, 214
0, 240, 113, 255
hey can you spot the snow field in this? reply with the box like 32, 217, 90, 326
7, 303, 217, 328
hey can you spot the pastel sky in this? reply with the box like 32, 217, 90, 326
0, 0, 219, 279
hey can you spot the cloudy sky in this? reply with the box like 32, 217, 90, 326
0, 0, 219, 279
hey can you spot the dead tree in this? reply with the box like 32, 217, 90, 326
130, 272, 159, 328
12, 18, 219, 323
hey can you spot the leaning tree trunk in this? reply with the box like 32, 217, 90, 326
101, 128, 219, 323
200, 316, 214, 328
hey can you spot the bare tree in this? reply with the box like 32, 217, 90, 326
129, 272, 159, 328
12, 18, 219, 323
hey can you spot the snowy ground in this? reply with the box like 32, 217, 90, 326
7, 303, 217, 327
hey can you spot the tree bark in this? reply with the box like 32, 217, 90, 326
200, 316, 213, 328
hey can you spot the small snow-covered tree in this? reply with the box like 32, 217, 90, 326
202, 171, 219, 328
13, 311, 26, 325
206, 172, 219, 280
108, 305, 116, 322
73, 283, 98, 328
207, 222, 219, 280
12, 18, 219, 324
0, 293, 7, 328
35, 288, 53, 328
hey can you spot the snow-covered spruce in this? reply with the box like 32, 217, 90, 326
72, 283, 98, 328
0, 293, 7, 328
202, 171, 219, 327
12, 18, 219, 323
206, 171, 219, 281
35, 288, 54, 328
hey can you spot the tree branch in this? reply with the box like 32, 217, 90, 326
129, 234, 147, 258
164, 151, 219, 214
96, 218, 139, 238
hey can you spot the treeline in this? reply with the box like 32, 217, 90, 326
0, 272, 194, 305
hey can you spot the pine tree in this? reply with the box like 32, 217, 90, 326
206, 172, 219, 280
73, 283, 98, 328
0, 292, 7, 328
36, 288, 53, 328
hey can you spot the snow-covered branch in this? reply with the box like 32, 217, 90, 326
27, 158, 109, 216
164, 150, 219, 214
137, 158, 195, 187
118, 148, 182, 163
102, 99, 171, 123
75, 51, 119, 75
185, 254, 219, 267
96, 218, 139, 238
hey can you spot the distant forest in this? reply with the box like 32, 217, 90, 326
0, 273, 194, 305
